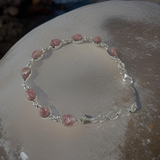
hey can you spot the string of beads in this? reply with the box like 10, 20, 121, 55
21, 34, 137, 126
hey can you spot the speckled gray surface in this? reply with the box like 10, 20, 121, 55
0, 1, 160, 160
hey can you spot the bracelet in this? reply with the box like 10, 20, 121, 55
21, 34, 139, 127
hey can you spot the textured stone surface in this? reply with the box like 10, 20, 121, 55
61, 114, 77, 126
25, 89, 36, 101
72, 34, 83, 41
0, 2, 160, 160
39, 107, 50, 118
21, 67, 31, 80
31, 50, 42, 59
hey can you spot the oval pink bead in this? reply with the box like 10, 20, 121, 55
39, 107, 50, 118
61, 114, 77, 126
72, 34, 83, 41
108, 47, 118, 57
21, 67, 31, 80
25, 89, 36, 101
50, 39, 61, 48
93, 36, 102, 44
31, 50, 42, 59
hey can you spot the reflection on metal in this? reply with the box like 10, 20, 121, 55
130, 84, 142, 111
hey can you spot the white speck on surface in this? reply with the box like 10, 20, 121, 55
146, 54, 151, 56
147, 139, 150, 144
139, 122, 144, 126
20, 152, 28, 160
142, 140, 146, 146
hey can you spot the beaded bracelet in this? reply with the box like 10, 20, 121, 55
21, 34, 139, 127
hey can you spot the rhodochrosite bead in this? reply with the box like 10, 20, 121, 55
50, 39, 61, 48
72, 34, 83, 41
25, 89, 36, 101
31, 50, 42, 59
61, 114, 77, 126
21, 67, 31, 80
39, 107, 50, 118
108, 47, 118, 57
93, 36, 102, 44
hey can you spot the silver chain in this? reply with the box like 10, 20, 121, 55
22, 36, 138, 125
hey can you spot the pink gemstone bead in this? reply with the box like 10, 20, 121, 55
25, 89, 36, 101
108, 47, 118, 57
31, 50, 42, 59
93, 36, 102, 44
61, 114, 77, 126
21, 67, 31, 80
39, 107, 50, 118
50, 39, 61, 48
72, 34, 83, 41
